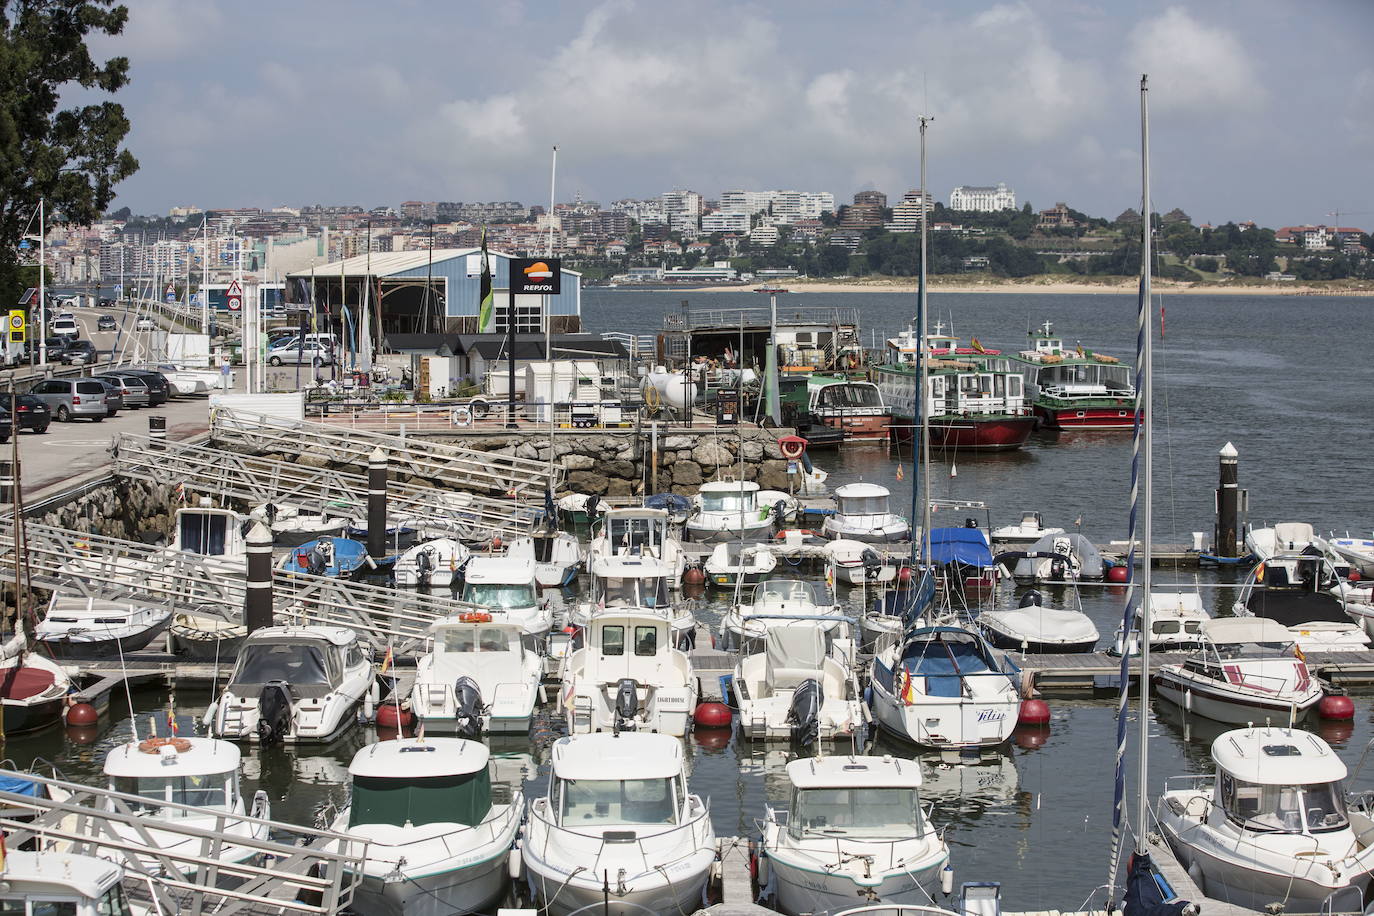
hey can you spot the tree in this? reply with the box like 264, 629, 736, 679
0, 1, 137, 304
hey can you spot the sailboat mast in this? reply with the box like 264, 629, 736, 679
918, 115, 933, 570
1135, 72, 1154, 858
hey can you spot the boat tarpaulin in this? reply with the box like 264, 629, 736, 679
928, 528, 994, 567
0, 773, 41, 796
1122, 852, 1192, 916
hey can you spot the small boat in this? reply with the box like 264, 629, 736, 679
1246, 521, 1323, 563
704, 542, 777, 587
0, 631, 73, 733
520, 732, 716, 916
588, 506, 688, 585
557, 492, 603, 528
1234, 549, 1357, 628
1158, 724, 1374, 912
1154, 617, 1324, 724
334, 738, 523, 916
250, 502, 347, 547
733, 621, 864, 744
508, 531, 583, 588
1329, 534, 1374, 578
718, 578, 839, 653
822, 483, 909, 543
1109, 590, 1209, 657
393, 537, 470, 588
460, 555, 553, 652
561, 610, 697, 737
927, 526, 1000, 604
34, 594, 172, 659
0, 850, 137, 915
826, 538, 898, 587
411, 614, 542, 736
1000, 532, 1105, 582
279, 537, 372, 577
991, 511, 1065, 547
685, 480, 776, 543
977, 589, 1098, 653
759, 755, 951, 915
345, 517, 418, 550
166, 612, 247, 660
208, 625, 375, 744
804, 375, 891, 443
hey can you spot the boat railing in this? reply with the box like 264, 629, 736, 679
671, 304, 861, 331
1163, 774, 1213, 796
430, 790, 523, 859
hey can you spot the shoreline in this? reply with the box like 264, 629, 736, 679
642, 278, 1374, 297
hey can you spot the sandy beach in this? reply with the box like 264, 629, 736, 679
678, 277, 1374, 296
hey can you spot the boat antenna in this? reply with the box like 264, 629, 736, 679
917, 114, 934, 614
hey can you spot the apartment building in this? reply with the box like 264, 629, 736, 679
949, 183, 1016, 212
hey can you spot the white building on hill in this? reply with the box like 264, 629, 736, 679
949, 183, 1016, 212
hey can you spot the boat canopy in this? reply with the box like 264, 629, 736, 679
1200, 617, 1292, 645
551, 732, 684, 781
229, 638, 338, 697
348, 739, 493, 828
1212, 727, 1346, 786
927, 528, 994, 567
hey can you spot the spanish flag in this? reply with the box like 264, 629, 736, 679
1075, 343, 1085, 357
168, 704, 178, 735
825, 564, 835, 591
1293, 644, 1306, 663
971, 337, 986, 354
896, 463, 904, 482
380, 644, 394, 675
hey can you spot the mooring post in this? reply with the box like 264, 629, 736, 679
0, 458, 12, 504
1214, 441, 1242, 558
367, 447, 388, 562
245, 521, 274, 633
149, 415, 167, 449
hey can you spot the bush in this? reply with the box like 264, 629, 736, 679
1158, 263, 1202, 282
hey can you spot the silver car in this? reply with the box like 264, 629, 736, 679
29, 378, 112, 422
96, 374, 151, 408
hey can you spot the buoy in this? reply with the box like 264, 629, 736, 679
376, 704, 414, 730
898, 566, 913, 585
1106, 565, 1130, 583
694, 702, 732, 728
65, 702, 98, 727
1014, 725, 1050, 750
1018, 697, 1051, 726
1319, 693, 1355, 720
682, 565, 706, 586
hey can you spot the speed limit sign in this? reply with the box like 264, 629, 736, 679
226, 279, 243, 311
7, 310, 25, 343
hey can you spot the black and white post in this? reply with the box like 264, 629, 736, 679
367, 446, 389, 562
1214, 441, 1243, 559
149, 415, 167, 450
0, 458, 12, 504
244, 521, 274, 633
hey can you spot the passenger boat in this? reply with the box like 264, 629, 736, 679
587, 506, 688, 586
35, 594, 172, 658
977, 590, 1099, 653
1006, 321, 1140, 430
759, 755, 951, 915
1153, 617, 1324, 724
717, 578, 839, 653
685, 480, 775, 543
704, 542, 777, 587
520, 732, 716, 916
804, 375, 891, 443
393, 537, 470, 588
410, 614, 542, 736
279, 537, 371, 577
1108, 590, 1209, 657
821, 483, 910, 543
560, 611, 697, 737
0, 630, 73, 733
991, 510, 1065, 547
334, 738, 522, 916
208, 625, 375, 744
1158, 725, 1374, 913
460, 556, 552, 651
733, 621, 864, 744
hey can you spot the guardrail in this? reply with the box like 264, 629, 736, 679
306, 398, 641, 434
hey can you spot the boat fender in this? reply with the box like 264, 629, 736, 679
1187, 859, 1204, 887
361, 694, 375, 724
451, 406, 472, 428
203, 700, 219, 733
508, 842, 523, 881
941, 864, 955, 895
1184, 689, 1192, 712
754, 847, 770, 888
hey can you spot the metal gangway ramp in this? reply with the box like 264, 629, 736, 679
211, 406, 564, 496
111, 432, 542, 539
0, 519, 486, 653
0, 768, 367, 916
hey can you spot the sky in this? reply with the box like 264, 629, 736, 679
87, 0, 1374, 229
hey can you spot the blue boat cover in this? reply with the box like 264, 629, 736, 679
903, 632, 994, 697
0, 774, 40, 797
645, 493, 691, 514
1122, 852, 1191, 916
928, 527, 994, 567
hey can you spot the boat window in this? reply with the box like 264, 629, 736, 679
232, 643, 331, 687
789, 787, 923, 839
1219, 773, 1349, 833
112, 773, 230, 814
350, 769, 493, 828
559, 777, 677, 826
602, 625, 625, 656
817, 384, 882, 409
701, 492, 749, 513
993, 375, 1006, 398
1156, 621, 1180, 635
443, 629, 477, 653
179, 512, 229, 556
606, 518, 661, 552
462, 583, 536, 609
479, 628, 508, 652
97, 887, 133, 916
20, 902, 78, 916
597, 575, 669, 609
1008, 376, 1022, 397
839, 496, 888, 516
634, 626, 658, 657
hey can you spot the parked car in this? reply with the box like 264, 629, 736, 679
115, 369, 170, 406
0, 407, 13, 443
266, 339, 334, 366
96, 315, 117, 331
94, 379, 124, 416
135, 317, 156, 331
57, 340, 99, 365
29, 378, 111, 422
50, 317, 80, 339
97, 297, 116, 309
95, 373, 150, 408
5, 394, 51, 433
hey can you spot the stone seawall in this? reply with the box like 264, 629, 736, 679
29, 478, 179, 542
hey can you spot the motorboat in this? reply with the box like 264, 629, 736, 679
208, 625, 375, 744
822, 483, 909, 543
572, 553, 697, 650
1158, 725, 1374, 912
0, 850, 136, 915
508, 531, 583, 588
557, 492, 603, 528
1234, 550, 1358, 628
717, 578, 839, 653
869, 625, 1023, 750
1329, 534, 1374, 578
0, 630, 73, 733
802, 375, 891, 443
1004, 321, 1140, 430
249, 502, 347, 548
587, 506, 688, 586
733, 621, 864, 744
704, 542, 777, 588
162, 503, 250, 578
167, 612, 247, 660
1153, 617, 1324, 725
826, 538, 898, 587
858, 586, 926, 656
1000, 532, 1105, 582
927, 526, 1000, 605
991, 511, 1065, 547
1246, 522, 1324, 563
1109, 590, 1209, 657
977, 590, 1099, 653
520, 732, 715, 916
279, 537, 372, 577
334, 737, 522, 916
35, 594, 172, 659
393, 537, 471, 588
561, 610, 697, 737
410, 614, 542, 736
759, 755, 950, 915
460, 555, 552, 651
685, 480, 775, 543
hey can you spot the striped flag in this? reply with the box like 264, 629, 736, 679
477, 229, 494, 333
168, 703, 178, 734
971, 337, 986, 353
896, 463, 904, 482
380, 644, 394, 675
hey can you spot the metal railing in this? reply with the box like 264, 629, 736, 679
670, 304, 862, 331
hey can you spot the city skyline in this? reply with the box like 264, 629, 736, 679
85, 0, 1373, 229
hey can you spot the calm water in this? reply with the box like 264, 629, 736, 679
11, 291, 1374, 913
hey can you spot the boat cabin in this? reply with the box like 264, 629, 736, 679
834, 483, 893, 521
431, 616, 524, 659
785, 755, 926, 839
581, 613, 676, 677
461, 557, 539, 611
347, 738, 494, 829
227, 626, 366, 700
805, 376, 889, 441
105, 737, 242, 815
595, 508, 672, 557
0, 851, 131, 916
698, 480, 760, 515
173, 504, 247, 558
1211, 727, 1350, 835
548, 732, 688, 828
589, 555, 671, 609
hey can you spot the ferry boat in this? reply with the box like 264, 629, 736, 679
664, 301, 865, 378
1006, 321, 1141, 430
804, 374, 891, 443
873, 326, 1035, 450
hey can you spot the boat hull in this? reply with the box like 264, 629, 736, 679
351, 848, 510, 916
980, 628, 1097, 654
767, 852, 946, 916
525, 859, 712, 916
1154, 671, 1321, 724
889, 415, 1035, 450
38, 619, 171, 660
0, 696, 66, 734
1036, 404, 1140, 430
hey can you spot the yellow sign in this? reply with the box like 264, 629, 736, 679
7, 309, 24, 344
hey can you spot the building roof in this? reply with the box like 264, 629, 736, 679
286, 247, 581, 279
348, 737, 490, 779
550, 732, 684, 781
384, 333, 627, 360
1211, 726, 1345, 785
786, 755, 922, 790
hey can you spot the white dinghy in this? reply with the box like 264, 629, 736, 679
393, 537, 471, 588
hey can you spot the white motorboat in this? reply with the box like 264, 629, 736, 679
1109, 590, 1209, 657
760, 755, 950, 915
561, 611, 697, 737
977, 590, 1098, 654
0, 630, 73, 733
208, 625, 375, 744
410, 614, 542, 736
869, 625, 1022, 750
588, 507, 688, 585
717, 578, 839, 653
1246, 521, 1323, 562
250, 502, 347, 548
704, 541, 777, 588
520, 732, 716, 916
827, 538, 898, 587
1154, 617, 1324, 725
1329, 534, 1374, 578
991, 510, 1065, 547
508, 531, 583, 588
733, 621, 864, 744
822, 483, 910, 543
1234, 549, 1365, 628
334, 738, 522, 916
393, 537, 471, 588
35, 594, 172, 659
571, 553, 697, 649
160, 503, 250, 578
0, 850, 136, 915
460, 555, 552, 651
685, 480, 775, 543
1159, 725, 1374, 913
1001, 532, 1105, 582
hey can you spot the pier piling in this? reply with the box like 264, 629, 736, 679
367, 446, 388, 562
245, 521, 273, 632
1214, 441, 1244, 558
148, 415, 166, 449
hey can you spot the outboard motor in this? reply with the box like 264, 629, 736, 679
787, 678, 824, 747
585, 494, 600, 520
613, 678, 640, 734
415, 547, 435, 587
306, 542, 330, 576
452, 676, 484, 740
773, 499, 789, 526
861, 548, 884, 581
257, 680, 293, 745
1019, 589, 1045, 608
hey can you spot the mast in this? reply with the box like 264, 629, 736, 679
1135, 72, 1154, 859
917, 115, 933, 579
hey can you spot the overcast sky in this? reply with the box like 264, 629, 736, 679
90, 0, 1373, 229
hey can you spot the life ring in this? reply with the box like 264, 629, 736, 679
459, 612, 493, 623
451, 406, 473, 428
778, 435, 807, 459
139, 737, 192, 754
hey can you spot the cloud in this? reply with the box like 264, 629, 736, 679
1124, 7, 1264, 114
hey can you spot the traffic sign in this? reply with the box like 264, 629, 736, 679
226, 279, 243, 312
8, 310, 25, 344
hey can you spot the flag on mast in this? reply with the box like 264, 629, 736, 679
477, 229, 494, 333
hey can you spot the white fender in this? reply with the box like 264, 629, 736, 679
508, 841, 523, 881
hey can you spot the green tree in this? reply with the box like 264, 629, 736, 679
0, 1, 137, 305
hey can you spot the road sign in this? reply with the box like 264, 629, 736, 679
226, 279, 243, 312
8, 310, 25, 343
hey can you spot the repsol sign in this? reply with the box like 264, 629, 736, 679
510, 257, 562, 295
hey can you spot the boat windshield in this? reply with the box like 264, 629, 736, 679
463, 583, 536, 609
112, 774, 231, 815
178, 512, 230, 556
754, 580, 826, 607
558, 777, 677, 826
232, 643, 332, 687
701, 492, 753, 513
350, 769, 493, 828
839, 495, 889, 516
789, 787, 924, 838
816, 384, 883, 409
605, 517, 664, 552
441, 627, 513, 654
1219, 774, 1349, 833
596, 575, 669, 608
